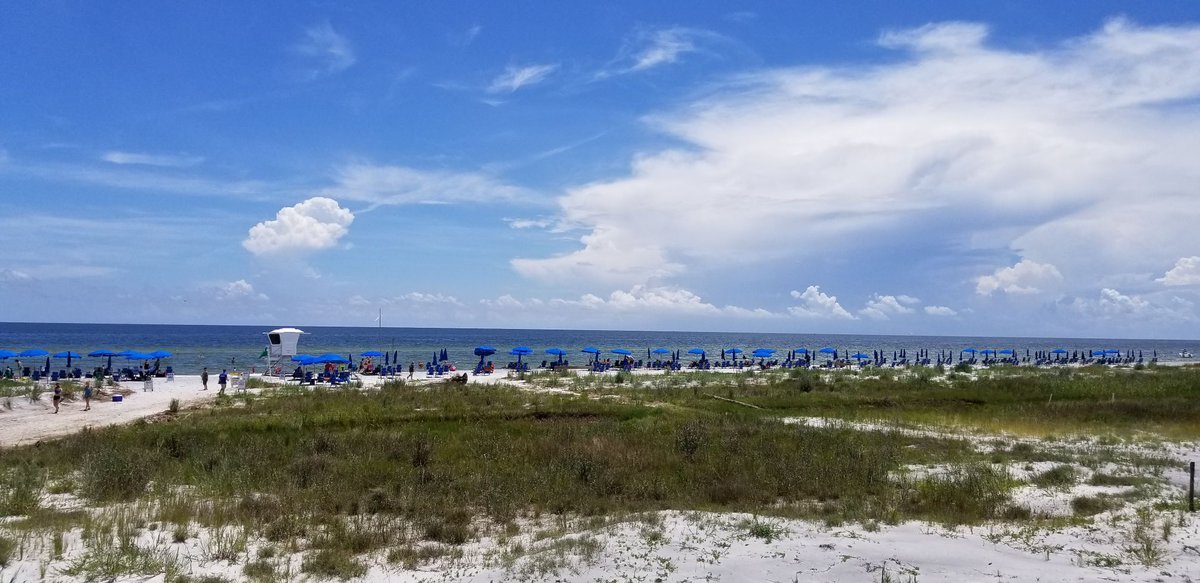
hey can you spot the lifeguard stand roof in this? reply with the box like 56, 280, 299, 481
267, 328, 306, 335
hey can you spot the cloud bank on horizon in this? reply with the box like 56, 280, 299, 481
1, 6, 1199, 338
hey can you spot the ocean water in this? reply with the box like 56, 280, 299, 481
0, 322, 1195, 375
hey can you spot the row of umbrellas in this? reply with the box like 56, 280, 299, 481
0, 348, 172, 368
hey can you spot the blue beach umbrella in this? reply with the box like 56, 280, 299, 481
581, 347, 601, 363
316, 353, 350, 364
18, 349, 48, 358
147, 350, 172, 359
54, 351, 82, 367
89, 349, 117, 370
687, 348, 706, 359
612, 348, 633, 356
510, 346, 534, 365
850, 352, 869, 360
751, 348, 775, 359
292, 354, 315, 362
1051, 348, 1068, 354
0, 349, 16, 359
998, 349, 1015, 355
818, 347, 837, 355
361, 350, 385, 358
545, 347, 567, 364
475, 345, 497, 367
652, 348, 671, 355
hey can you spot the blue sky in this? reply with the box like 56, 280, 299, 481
3, 1, 1200, 338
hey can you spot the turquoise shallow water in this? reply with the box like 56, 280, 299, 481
0, 322, 1194, 374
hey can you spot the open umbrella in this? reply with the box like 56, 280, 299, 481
316, 354, 350, 364
292, 354, 315, 362
581, 347, 601, 364
998, 349, 1015, 355
751, 348, 775, 358
818, 347, 837, 355
1051, 348, 1068, 354
54, 351, 82, 367
0, 349, 16, 359
687, 348, 706, 357
652, 348, 671, 355
18, 349, 48, 358
850, 352, 869, 360
545, 347, 567, 364
612, 348, 633, 356
510, 346, 533, 366
361, 350, 385, 357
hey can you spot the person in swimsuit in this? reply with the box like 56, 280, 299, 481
82, 381, 93, 411
52, 382, 62, 414
201, 367, 209, 390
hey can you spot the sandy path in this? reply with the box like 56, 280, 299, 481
0, 375, 227, 448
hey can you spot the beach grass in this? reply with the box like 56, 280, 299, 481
1, 365, 1199, 579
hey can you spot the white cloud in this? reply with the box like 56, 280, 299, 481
318, 163, 531, 209
100, 151, 204, 168
788, 286, 855, 319
398, 292, 463, 306
243, 197, 354, 256
976, 259, 1064, 296
1157, 256, 1200, 286
1070, 288, 1159, 318
487, 63, 558, 93
216, 279, 268, 301
517, 20, 1200, 299
924, 305, 958, 316
294, 21, 355, 77
859, 293, 919, 320
0, 268, 32, 284
600, 26, 726, 77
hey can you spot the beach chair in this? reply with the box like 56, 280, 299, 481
166, 366, 175, 382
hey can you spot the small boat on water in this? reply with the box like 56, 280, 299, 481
1180, 349, 1195, 358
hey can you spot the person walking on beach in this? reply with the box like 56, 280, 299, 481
82, 381, 92, 411
408, 362, 414, 379
201, 367, 209, 390
52, 382, 62, 414
218, 369, 228, 394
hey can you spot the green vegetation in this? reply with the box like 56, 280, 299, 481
0, 365, 1197, 579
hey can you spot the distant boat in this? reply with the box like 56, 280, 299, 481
1180, 349, 1194, 358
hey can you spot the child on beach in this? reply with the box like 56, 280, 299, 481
82, 381, 92, 411
218, 369, 228, 394
201, 367, 209, 390
52, 382, 62, 414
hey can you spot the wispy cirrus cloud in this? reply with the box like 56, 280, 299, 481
318, 162, 534, 209
597, 26, 728, 78
100, 151, 204, 168
293, 21, 356, 78
487, 63, 558, 93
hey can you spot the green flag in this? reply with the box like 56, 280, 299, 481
260, 347, 268, 359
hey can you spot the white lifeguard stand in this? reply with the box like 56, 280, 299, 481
264, 327, 305, 377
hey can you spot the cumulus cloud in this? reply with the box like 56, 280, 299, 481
924, 305, 958, 316
101, 151, 204, 168
318, 163, 531, 209
1157, 256, 1200, 286
487, 63, 558, 93
860, 294, 919, 320
788, 286, 855, 319
1069, 288, 1162, 318
294, 21, 355, 78
976, 259, 1063, 296
243, 197, 354, 256
516, 19, 1200, 298
216, 280, 268, 301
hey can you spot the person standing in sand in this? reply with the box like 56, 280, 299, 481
82, 381, 92, 411
52, 382, 62, 414
218, 369, 228, 394
201, 367, 209, 390
408, 362, 414, 379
